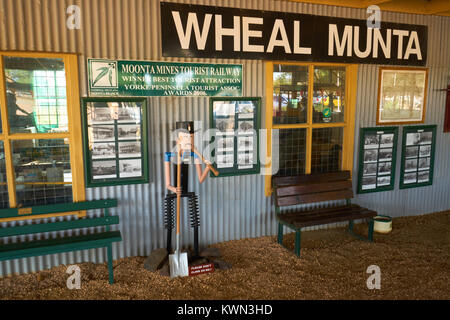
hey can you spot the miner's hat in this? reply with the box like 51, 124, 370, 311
176, 121, 194, 134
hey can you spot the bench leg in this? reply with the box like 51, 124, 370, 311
107, 244, 114, 285
294, 230, 301, 257
348, 219, 354, 232
368, 218, 374, 242
277, 223, 283, 245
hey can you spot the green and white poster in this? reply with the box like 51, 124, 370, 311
88, 59, 243, 97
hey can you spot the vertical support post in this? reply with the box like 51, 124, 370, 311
107, 243, 114, 284
348, 219, 354, 232
277, 222, 283, 245
295, 229, 301, 257
368, 218, 374, 242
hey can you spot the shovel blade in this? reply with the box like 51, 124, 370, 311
169, 252, 189, 278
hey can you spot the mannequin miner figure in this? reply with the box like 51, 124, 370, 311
164, 121, 211, 257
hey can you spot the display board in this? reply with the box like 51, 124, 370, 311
400, 125, 436, 189
210, 97, 260, 176
81, 97, 149, 187
357, 127, 398, 194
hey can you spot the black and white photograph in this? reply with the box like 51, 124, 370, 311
379, 148, 393, 162
92, 125, 115, 141
117, 104, 140, 123
92, 160, 117, 179
418, 157, 430, 170
404, 172, 417, 184
405, 146, 419, 158
377, 176, 391, 187
238, 120, 254, 133
238, 136, 253, 151
118, 141, 141, 158
380, 133, 394, 148
362, 176, 377, 190
419, 131, 432, 145
364, 134, 380, 149
118, 124, 140, 140
238, 153, 253, 166
213, 102, 235, 117
419, 145, 431, 157
363, 163, 377, 175
216, 119, 235, 132
237, 103, 254, 119
217, 137, 234, 152
92, 143, 116, 159
91, 105, 114, 123
217, 154, 234, 168
119, 159, 142, 178
378, 161, 392, 175
405, 158, 418, 172
406, 132, 420, 146
417, 170, 430, 183
363, 149, 378, 163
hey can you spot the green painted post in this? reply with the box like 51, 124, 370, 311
278, 223, 283, 245
295, 230, 301, 257
107, 244, 114, 284
349, 220, 354, 232
368, 219, 374, 242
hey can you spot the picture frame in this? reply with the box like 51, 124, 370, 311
81, 97, 149, 187
399, 125, 436, 189
209, 97, 261, 177
357, 127, 399, 194
377, 67, 428, 125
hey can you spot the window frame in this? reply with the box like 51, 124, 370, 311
264, 61, 358, 196
0, 51, 85, 221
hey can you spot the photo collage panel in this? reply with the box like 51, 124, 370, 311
403, 129, 433, 186
87, 101, 143, 180
360, 129, 396, 191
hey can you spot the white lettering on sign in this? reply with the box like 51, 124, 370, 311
172, 11, 212, 50
242, 17, 264, 52
215, 15, 240, 51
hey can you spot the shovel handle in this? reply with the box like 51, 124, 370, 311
176, 149, 181, 235
192, 147, 219, 176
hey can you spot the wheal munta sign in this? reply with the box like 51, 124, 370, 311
87, 59, 243, 97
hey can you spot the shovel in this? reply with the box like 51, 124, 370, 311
169, 149, 189, 278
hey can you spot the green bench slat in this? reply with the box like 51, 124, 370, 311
0, 216, 120, 238
0, 199, 118, 219
0, 231, 122, 261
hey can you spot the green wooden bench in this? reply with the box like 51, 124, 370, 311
0, 199, 121, 284
273, 171, 376, 257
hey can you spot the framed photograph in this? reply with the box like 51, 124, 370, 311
357, 127, 398, 194
400, 125, 436, 189
377, 67, 428, 125
210, 97, 260, 177
82, 97, 149, 187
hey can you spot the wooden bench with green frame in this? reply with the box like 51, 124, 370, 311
273, 171, 377, 257
0, 199, 121, 284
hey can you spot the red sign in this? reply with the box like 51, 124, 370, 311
189, 263, 215, 276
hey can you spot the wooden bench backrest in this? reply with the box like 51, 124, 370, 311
273, 171, 353, 207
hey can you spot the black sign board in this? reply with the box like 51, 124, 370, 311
161, 2, 427, 66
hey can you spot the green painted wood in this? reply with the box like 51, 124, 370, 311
0, 216, 119, 238
0, 199, 118, 219
277, 222, 283, 245
0, 231, 122, 261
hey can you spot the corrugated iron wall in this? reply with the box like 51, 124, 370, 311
0, 0, 449, 276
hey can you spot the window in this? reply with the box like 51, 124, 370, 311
265, 62, 358, 196
0, 52, 84, 216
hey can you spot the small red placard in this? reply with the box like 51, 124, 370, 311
189, 263, 215, 276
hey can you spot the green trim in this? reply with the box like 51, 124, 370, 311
0, 199, 117, 219
357, 126, 399, 194
0, 216, 119, 237
0, 231, 122, 261
81, 97, 149, 188
399, 125, 436, 189
209, 97, 261, 177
